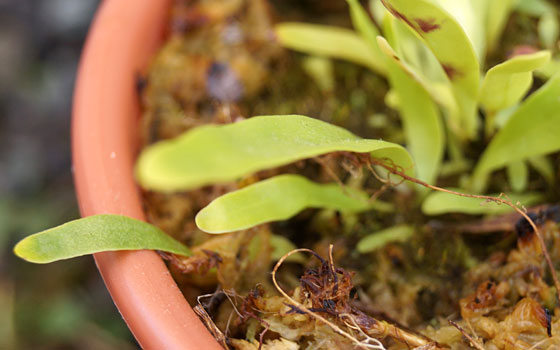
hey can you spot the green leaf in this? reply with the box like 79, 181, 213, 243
486, 0, 515, 53
270, 234, 305, 263
13, 214, 192, 264
301, 56, 335, 92
275, 23, 386, 75
195, 174, 384, 233
357, 224, 414, 253
347, 0, 381, 46
136, 115, 414, 192
471, 74, 560, 193
377, 37, 444, 186
422, 190, 544, 215
539, 12, 560, 49
515, 0, 553, 16
381, 0, 480, 139
479, 51, 551, 113
433, 0, 487, 61
506, 160, 528, 193
528, 155, 555, 186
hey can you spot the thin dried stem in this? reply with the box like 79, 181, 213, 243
370, 158, 560, 306
448, 320, 486, 350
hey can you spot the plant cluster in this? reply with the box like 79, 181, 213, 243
13, 0, 560, 349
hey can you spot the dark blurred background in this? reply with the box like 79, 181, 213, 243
0, 1, 136, 348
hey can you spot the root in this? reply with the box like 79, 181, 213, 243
368, 157, 560, 307
272, 246, 440, 349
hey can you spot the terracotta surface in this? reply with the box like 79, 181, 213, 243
72, 0, 222, 348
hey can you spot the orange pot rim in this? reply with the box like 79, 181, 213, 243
72, 1, 222, 348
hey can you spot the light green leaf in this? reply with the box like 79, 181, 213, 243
536, 59, 560, 79
195, 174, 384, 233
377, 37, 444, 186
302, 56, 335, 92
528, 155, 555, 186
275, 23, 386, 75
515, 0, 553, 16
381, 0, 480, 139
270, 234, 305, 263
486, 0, 514, 53
422, 190, 544, 215
433, 0, 486, 61
136, 115, 414, 192
13, 215, 192, 264
506, 160, 528, 193
472, 74, 560, 193
347, 0, 381, 46
357, 224, 414, 253
539, 12, 560, 49
479, 51, 551, 113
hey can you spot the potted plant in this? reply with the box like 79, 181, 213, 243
14, 0, 560, 349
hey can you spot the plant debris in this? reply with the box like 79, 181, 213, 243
138, 0, 560, 349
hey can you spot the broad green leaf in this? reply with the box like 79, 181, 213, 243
377, 37, 444, 186
433, 0, 486, 61
471, 74, 560, 193
195, 174, 383, 233
136, 115, 414, 192
479, 51, 551, 113
14, 214, 192, 264
381, 0, 480, 139
357, 224, 414, 253
422, 190, 544, 215
506, 160, 528, 193
536, 59, 560, 79
486, 0, 514, 53
275, 23, 386, 75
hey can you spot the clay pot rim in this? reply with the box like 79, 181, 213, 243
72, 1, 222, 348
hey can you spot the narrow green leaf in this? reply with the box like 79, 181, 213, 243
472, 74, 560, 193
506, 160, 528, 193
479, 51, 551, 113
381, 0, 480, 139
422, 190, 544, 215
528, 155, 555, 186
516, 0, 553, 16
275, 23, 386, 75
270, 234, 305, 263
357, 224, 414, 253
347, 0, 380, 46
486, 0, 514, 53
136, 115, 414, 192
13, 215, 192, 264
539, 12, 560, 49
377, 37, 444, 186
195, 174, 384, 233
302, 56, 335, 92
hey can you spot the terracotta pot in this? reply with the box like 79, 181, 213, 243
72, 1, 222, 348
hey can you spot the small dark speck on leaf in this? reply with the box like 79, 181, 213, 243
415, 18, 440, 33
206, 62, 244, 102
381, 0, 415, 28
442, 64, 459, 80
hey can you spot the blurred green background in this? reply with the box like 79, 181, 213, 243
0, 1, 136, 348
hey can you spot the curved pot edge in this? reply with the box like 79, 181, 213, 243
71, 1, 222, 349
